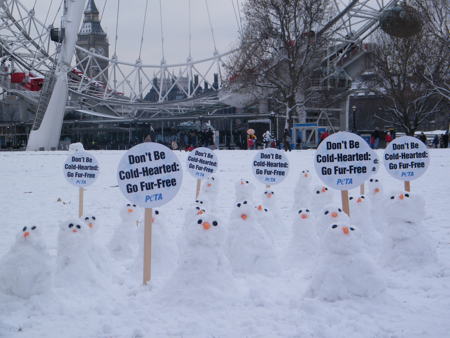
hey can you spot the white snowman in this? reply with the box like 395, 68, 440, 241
0, 225, 52, 298
292, 169, 313, 211
310, 185, 333, 212
316, 204, 350, 236
235, 178, 256, 203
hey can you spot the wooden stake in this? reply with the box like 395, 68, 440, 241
266, 185, 271, 189
143, 208, 153, 285
404, 181, 411, 192
78, 187, 84, 218
195, 179, 201, 199
341, 190, 350, 216
360, 183, 365, 195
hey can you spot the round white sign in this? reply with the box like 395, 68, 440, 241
383, 136, 430, 181
252, 148, 289, 185
314, 132, 377, 190
186, 147, 218, 179
117, 142, 183, 208
63, 151, 99, 187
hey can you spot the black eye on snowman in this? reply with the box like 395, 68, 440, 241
338, 208, 342, 212
155, 210, 160, 215
324, 210, 329, 215
306, 209, 310, 212
331, 224, 338, 229
298, 209, 303, 214
85, 217, 89, 221
361, 196, 365, 199
237, 203, 241, 207
211, 177, 215, 181
316, 190, 320, 194
405, 194, 410, 198
212, 221, 218, 226
197, 219, 203, 224
390, 196, 395, 200
133, 204, 136, 207
68, 224, 74, 228
325, 188, 328, 191
196, 206, 200, 210
375, 179, 379, 182
22, 226, 27, 232
349, 197, 353, 200
243, 201, 248, 204
350, 227, 355, 231
127, 204, 131, 207
369, 179, 373, 182
31, 226, 36, 230
92, 216, 96, 220
76, 225, 81, 229
245, 180, 249, 184
264, 208, 268, 212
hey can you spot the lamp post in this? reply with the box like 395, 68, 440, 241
352, 105, 357, 133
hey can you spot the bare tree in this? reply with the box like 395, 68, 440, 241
366, 3, 448, 135
225, 0, 332, 128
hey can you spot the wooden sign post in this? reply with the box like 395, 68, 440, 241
143, 208, 153, 284
63, 150, 99, 219
359, 184, 365, 195
314, 132, 375, 215
117, 142, 183, 285
384, 136, 429, 192
186, 147, 219, 201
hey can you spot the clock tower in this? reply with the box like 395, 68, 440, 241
76, 0, 109, 84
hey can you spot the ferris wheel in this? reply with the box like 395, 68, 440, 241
0, 0, 400, 150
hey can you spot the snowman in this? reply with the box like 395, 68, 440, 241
306, 222, 385, 301
283, 208, 319, 272
109, 203, 141, 260
162, 213, 236, 303
316, 205, 350, 236
199, 175, 219, 210
82, 215, 98, 234
56, 219, 103, 289
0, 226, 52, 298
367, 178, 387, 232
349, 194, 382, 254
135, 209, 178, 281
226, 200, 280, 276
258, 189, 289, 245
292, 170, 313, 210
235, 178, 256, 202
380, 191, 437, 271
310, 185, 333, 212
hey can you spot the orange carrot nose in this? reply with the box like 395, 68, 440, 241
88, 223, 93, 228
257, 205, 263, 211
300, 213, 308, 219
342, 227, 350, 235
197, 210, 204, 215
357, 198, 363, 203
241, 214, 248, 220
203, 222, 211, 230
304, 173, 309, 178
266, 193, 272, 198
207, 183, 212, 187
72, 229, 78, 233
331, 212, 338, 218
321, 187, 326, 193
240, 181, 245, 185
374, 188, 380, 193
128, 209, 133, 213
23, 232, 30, 238
399, 194, 405, 200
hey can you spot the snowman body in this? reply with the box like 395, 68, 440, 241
310, 185, 333, 212
0, 226, 52, 298
367, 178, 387, 233
259, 189, 288, 245
235, 179, 256, 203
109, 204, 141, 260
292, 170, 313, 211
199, 176, 219, 211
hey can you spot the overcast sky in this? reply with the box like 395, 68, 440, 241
22, 0, 244, 65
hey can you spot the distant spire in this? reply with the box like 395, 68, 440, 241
85, 0, 100, 14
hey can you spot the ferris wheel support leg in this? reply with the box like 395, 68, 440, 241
26, 73, 68, 151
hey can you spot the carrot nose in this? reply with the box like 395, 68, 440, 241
72, 229, 78, 233
207, 183, 212, 187
240, 181, 245, 185
331, 212, 338, 218
342, 227, 350, 235
257, 205, 263, 211
23, 232, 30, 238
357, 198, 362, 203
203, 222, 211, 230
197, 210, 204, 215
304, 173, 309, 178
241, 214, 248, 220
321, 187, 326, 193
266, 193, 272, 198
88, 223, 93, 228
399, 194, 404, 200
300, 213, 308, 219
128, 209, 133, 213
374, 188, 380, 193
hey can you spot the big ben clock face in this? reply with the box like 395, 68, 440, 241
95, 47, 105, 56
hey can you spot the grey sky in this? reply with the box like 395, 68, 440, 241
22, 0, 243, 65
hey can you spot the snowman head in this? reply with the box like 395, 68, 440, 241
296, 208, 312, 221
151, 209, 162, 224
318, 205, 349, 227
313, 185, 330, 198
59, 219, 85, 237
189, 214, 223, 246
120, 203, 140, 223
384, 191, 425, 223
263, 190, 275, 200
232, 200, 254, 222
17, 225, 43, 247
299, 170, 312, 181
83, 215, 97, 232
368, 178, 383, 196
204, 176, 218, 192
322, 223, 359, 255
236, 179, 255, 194
349, 195, 367, 208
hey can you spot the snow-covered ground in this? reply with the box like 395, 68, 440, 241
1, 149, 449, 338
